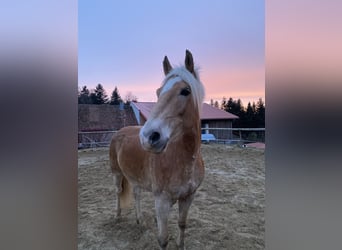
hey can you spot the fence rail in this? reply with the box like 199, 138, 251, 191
78, 128, 265, 149
201, 128, 265, 131
200, 127, 265, 144
78, 130, 117, 148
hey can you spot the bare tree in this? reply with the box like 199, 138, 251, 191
124, 91, 138, 104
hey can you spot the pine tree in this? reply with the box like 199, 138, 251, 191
210, 99, 219, 108
256, 98, 265, 128
221, 97, 227, 110
78, 85, 91, 104
234, 99, 245, 127
225, 97, 234, 112
110, 86, 122, 105
91, 84, 108, 104
235, 99, 244, 117
225, 98, 244, 117
252, 102, 257, 114
245, 102, 256, 127
221, 97, 243, 127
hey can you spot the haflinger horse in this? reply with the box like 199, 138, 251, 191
109, 50, 205, 250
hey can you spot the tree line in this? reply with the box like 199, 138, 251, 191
211, 97, 265, 128
78, 84, 137, 105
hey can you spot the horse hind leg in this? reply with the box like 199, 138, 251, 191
113, 173, 123, 217
110, 142, 123, 218
177, 193, 195, 250
133, 185, 142, 224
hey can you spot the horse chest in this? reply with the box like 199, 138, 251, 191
155, 165, 201, 198
175, 177, 199, 198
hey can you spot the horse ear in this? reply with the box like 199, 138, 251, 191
185, 49, 195, 77
163, 56, 172, 75
156, 87, 162, 97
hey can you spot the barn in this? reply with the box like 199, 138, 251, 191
131, 102, 238, 140
78, 104, 137, 147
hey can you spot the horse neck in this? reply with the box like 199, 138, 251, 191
180, 105, 202, 156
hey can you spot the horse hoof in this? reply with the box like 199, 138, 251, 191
158, 238, 169, 250
176, 239, 185, 250
176, 242, 184, 250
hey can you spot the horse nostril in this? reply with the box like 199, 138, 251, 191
149, 131, 160, 146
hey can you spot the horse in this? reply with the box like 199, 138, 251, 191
109, 50, 205, 250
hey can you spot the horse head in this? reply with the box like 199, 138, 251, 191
139, 50, 205, 153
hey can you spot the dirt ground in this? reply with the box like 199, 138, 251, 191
78, 144, 265, 250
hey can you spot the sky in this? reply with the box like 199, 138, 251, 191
79, 1, 264, 106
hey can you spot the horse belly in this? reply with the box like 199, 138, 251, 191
118, 140, 152, 191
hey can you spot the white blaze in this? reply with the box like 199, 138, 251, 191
159, 76, 182, 95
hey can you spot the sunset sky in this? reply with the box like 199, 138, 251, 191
79, 1, 264, 106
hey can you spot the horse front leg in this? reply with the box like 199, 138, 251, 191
177, 193, 195, 250
155, 194, 172, 250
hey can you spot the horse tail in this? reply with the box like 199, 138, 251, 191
119, 175, 133, 208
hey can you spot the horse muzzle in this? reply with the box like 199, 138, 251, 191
139, 128, 169, 153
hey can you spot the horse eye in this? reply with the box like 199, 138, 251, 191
180, 87, 191, 96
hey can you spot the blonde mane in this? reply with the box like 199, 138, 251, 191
162, 66, 205, 113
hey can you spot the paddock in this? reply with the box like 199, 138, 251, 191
78, 143, 265, 249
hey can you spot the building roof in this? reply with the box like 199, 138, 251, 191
131, 102, 238, 121
132, 102, 155, 120
201, 103, 239, 120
